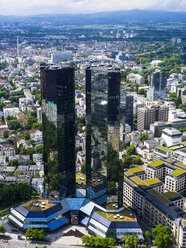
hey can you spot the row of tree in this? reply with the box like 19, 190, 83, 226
0, 181, 31, 204
81, 235, 116, 248
25, 228, 46, 241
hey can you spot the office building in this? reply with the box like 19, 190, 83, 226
161, 128, 182, 147
148, 70, 167, 101
126, 95, 134, 130
137, 104, 168, 131
51, 51, 73, 64
41, 64, 76, 199
86, 67, 125, 208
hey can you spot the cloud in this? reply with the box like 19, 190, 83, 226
0, 0, 185, 15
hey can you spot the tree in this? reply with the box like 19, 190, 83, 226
35, 144, 43, 154
25, 228, 46, 241
144, 230, 151, 247
133, 155, 143, 165
0, 102, 5, 111
25, 116, 38, 130
3, 130, 9, 139
125, 235, 134, 247
133, 236, 139, 247
152, 224, 173, 248
138, 88, 147, 97
21, 131, 30, 140
126, 144, 135, 155
81, 162, 86, 174
20, 147, 35, 156
0, 225, 6, 234
140, 133, 148, 142
8, 120, 21, 130
32, 123, 42, 131
7, 159, 19, 167
16, 181, 31, 200
123, 156, 133, 168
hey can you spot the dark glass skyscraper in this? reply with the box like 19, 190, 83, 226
41, 64, 76, 199
126, 95, 134, 130
86, 67, 125, 209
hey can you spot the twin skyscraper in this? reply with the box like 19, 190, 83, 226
41, 64, 126, 209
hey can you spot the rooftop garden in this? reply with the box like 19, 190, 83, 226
170, 169, 185, 177
150, 160, 164, 167
131, 176, 148, 187
96, 209, 136, 222
76, 173, 86, 185
162, 191, 179, 199
128, 167, 143, 174
124, 176, 137, 187
144, 178, 161, 185
157, 146, 170, 152
22, 200, 56, 211
149, 189, 170, 204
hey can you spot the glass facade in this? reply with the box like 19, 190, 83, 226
41, 64, 76, 199
86, 67, 125, 209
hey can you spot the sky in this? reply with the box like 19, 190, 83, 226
0, 0, 185, 15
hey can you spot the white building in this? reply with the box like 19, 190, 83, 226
127, 73, 145, 85
161, 128, 182, 147
3, 104, 20, 118
51, 51, 73, 64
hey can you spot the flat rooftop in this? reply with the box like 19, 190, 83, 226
96, 209, 136, 222
149, 160, 164, 167
149, 189, 170, 205
128, 167, 144, 174
22, 200, 56, 211
156, 146, 170, 152
144, 178, 161, 185
162, 191, 179, 199
76, 173, 86, 185
170, 169, 185, 177
131, 176, 148, 187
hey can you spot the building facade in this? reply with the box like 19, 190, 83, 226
86, 67, 125, 208
41, 64, 76, 199
148, 69, 167, 101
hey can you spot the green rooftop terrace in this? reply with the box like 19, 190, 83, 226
22, 200, 56, 211
157, 146, 170, 152
96, 209, 136, 222
128, 167, 144, 174
162, 191, 179, 199
150, 160, 164, 167
131, 176, 148, 187
149, 189, 170, 204
144, 178, 161, 185
170, 169, 185, 177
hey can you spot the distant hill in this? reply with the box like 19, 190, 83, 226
0, 9, 186, 25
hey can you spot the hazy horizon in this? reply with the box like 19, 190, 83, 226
0, 0, 185, 16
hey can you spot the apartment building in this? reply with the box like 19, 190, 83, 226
165, 169, 186, 193
179, 220, 186, 248
162, 192, 184, 210
123, 174, 185, 247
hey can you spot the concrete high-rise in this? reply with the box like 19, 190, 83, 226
86, 66, 125, 208
41, 64, 76, 199
137, 103, 169, 132
148, 69, 167, 101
